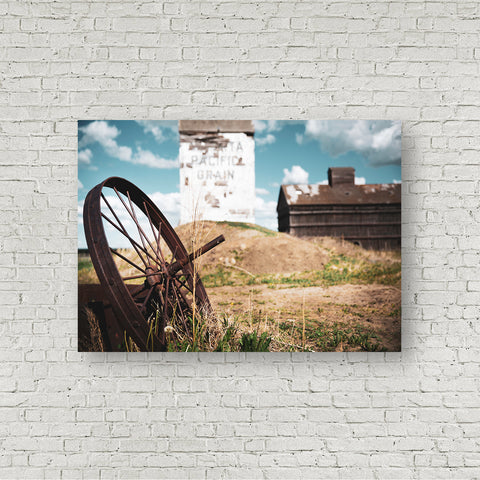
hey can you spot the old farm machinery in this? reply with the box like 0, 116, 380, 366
79, 177, 224, 351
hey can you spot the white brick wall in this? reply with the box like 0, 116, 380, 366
1, 1, 479, 478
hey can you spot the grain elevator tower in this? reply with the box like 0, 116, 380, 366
179, 120, 255, 225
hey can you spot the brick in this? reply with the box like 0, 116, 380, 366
0, 2, 479, 478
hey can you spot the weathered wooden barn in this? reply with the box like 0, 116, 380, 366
277, 167, 401, 250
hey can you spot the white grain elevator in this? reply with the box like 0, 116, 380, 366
179, 120, 255, 225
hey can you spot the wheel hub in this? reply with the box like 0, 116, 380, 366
145, 265, 163, 288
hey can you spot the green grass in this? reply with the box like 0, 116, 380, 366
78, 258, 93, 271
305, 321, 385, 352
389, 306, 401, 317
164, 312, 273, 353
253, 254, 400, 288
239, 331, 272, 352
218, 221, 277, 237
202, 266, 239, 287
202, 254, 400, 289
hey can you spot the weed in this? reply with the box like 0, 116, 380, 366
202, 266, 236, 287
389, 306, 401, 317
239, 331, 272, 352
215, 322, 238, 352
306, 321, 384, 352
78, 306, 104, 352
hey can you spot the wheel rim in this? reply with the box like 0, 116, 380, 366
83, 177, 212, 352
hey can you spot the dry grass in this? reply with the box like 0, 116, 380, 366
78, 306, 104, 352
163, 301, 305, 352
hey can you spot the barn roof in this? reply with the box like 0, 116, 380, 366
279, 183, 401, 206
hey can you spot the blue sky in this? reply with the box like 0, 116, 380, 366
78, 120, 401, 248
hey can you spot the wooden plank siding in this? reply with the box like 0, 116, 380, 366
277, 168, 401, 250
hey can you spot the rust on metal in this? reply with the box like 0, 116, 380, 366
179, 121, 254, 152
81, 177, 225, 351
179, 120, 255, 135
277, 167, 401, 250
167, 235, 225, 276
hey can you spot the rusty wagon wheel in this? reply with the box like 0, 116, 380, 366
83, 177, 224, 351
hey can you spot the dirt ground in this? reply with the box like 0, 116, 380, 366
208, 283, 401, 352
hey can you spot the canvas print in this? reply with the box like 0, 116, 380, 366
78, 120, 401, 352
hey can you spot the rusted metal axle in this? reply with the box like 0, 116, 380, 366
167, 234, 225, 276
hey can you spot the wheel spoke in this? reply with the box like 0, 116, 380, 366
144, 201, 166, 268
129, 284, 148, 298
156, 222, 166, 264
173, 273, 194, 294
110, 248, 145, 274
123, 271, 163, 281
101, 193, 148, 268
162, 278, 171, 326
102, 212, 162, 269
170, 280, 189, 330
140, 286, 155, 313
115, 187, 165, 269
101, 212, 155, 266
112, 188, 162, 269
101, 213, 162, 267
125, 189, 150, 260
104, 191, 163, 268
126, 191, 164, 269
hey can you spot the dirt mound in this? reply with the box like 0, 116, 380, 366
175, 221, 329, 275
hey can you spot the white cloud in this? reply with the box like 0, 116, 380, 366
295, 133, 304, 145
255, 196, 278, 231
253, 120, 305, 135
282, 165, 309, 184
79, 121, 132, 161
136, 120, 178, 143
132, 147, 179, 169
256, 133, 276, 147
264, 120, 281, 132
78, 179, 83, 190
79, 121, 117, 147
253, 120, 267, 133
78, 120, 178, 169
253, 120, 282, 134
148, 191, 181, 220
253, 120, 310, 150
393, 179, 401, 184
255, 187, 270, 196
303, 120, 401, 166
78, 148, 93, 165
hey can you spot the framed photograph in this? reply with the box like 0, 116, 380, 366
78, 120, 401, 352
